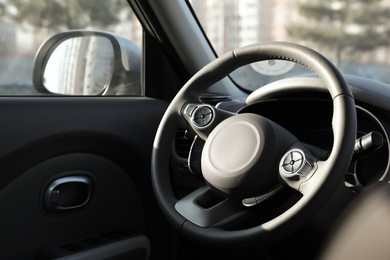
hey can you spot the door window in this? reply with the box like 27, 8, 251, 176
0, 0, 142, 96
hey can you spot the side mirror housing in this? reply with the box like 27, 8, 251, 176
33, 30, 141, 95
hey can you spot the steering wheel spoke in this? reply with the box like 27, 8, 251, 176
175, 186, 249, 228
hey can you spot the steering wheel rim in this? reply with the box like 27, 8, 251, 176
152, 41, 357, 246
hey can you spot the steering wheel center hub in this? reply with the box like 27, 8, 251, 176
204, 118, 260, 175
201, 113, 280, 200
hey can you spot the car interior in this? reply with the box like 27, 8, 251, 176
0, 0, 389, 259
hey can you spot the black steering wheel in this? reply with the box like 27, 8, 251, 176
151, 42, 357, 246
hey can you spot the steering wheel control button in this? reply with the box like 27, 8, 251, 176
280, 149, 313, 177
185, 104, 197, 117
281, 150, 304, 174
193, 105, 214, 128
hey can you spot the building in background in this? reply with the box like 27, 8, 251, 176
191, 0, 293, 55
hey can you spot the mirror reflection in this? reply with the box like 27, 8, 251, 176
43, 36, 114, 95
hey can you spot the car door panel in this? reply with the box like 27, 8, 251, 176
0, 97, 168, 259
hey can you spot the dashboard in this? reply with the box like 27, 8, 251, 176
240, 96, 389, 190
240, 74, 390, 191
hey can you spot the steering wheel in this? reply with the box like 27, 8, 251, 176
151, 42, 357, 246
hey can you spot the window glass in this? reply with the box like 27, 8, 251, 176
0, 0, 142, 95
190, 0, 390, 91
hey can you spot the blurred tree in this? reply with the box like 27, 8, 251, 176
288, 0, 390, 65
0, 0, 134, 54
3, 0, 129, 30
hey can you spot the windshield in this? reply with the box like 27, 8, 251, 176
189, 0, 390, 91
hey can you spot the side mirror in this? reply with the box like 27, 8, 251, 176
33, 30, 141, 95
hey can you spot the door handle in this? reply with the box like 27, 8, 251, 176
44, 175, 94, 213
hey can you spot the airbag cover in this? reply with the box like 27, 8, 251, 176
201, 113, 280, 200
